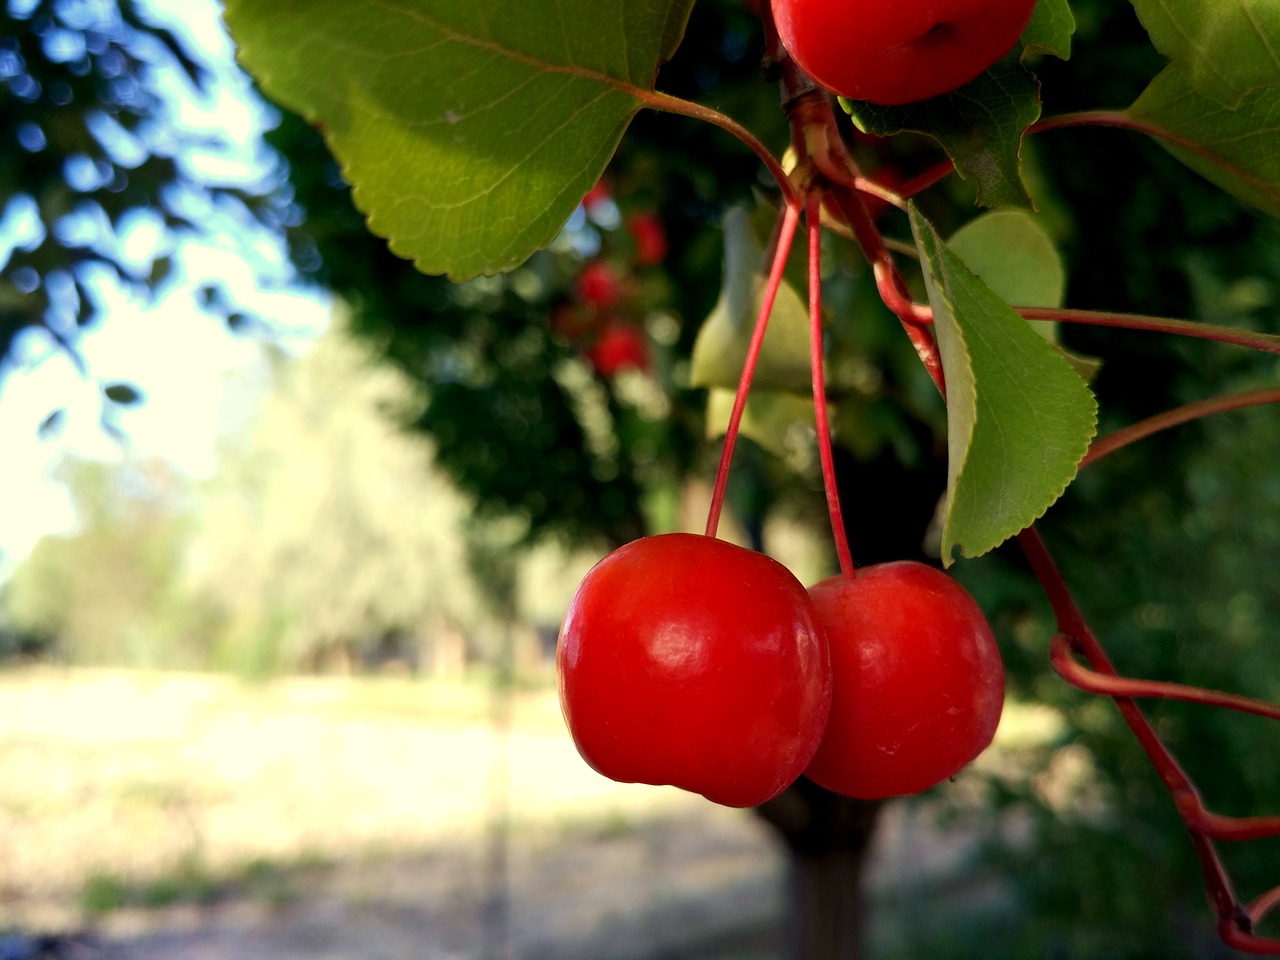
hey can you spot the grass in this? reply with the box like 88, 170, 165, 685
0, 665, 1070, 959
0, 665, 715, 933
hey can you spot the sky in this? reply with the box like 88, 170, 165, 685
0, 0, 331, 576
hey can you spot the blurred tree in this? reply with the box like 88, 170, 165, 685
4, 455, 190, 664
0, 0, 284, 421
186, 313, 496, 676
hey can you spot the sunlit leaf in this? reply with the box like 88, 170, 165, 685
947, 210, 1103, 381
224, 0, 695, 280
910, 205, 1096, 563
947, 210, 1064, 310
1128, 67, 1280, 219
1128, 0, 1280, 108
1021, 0, 1075, 60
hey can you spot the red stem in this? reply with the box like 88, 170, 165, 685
1082, 387, 1280, 468
704, 201, 804, 538
1020, 306, 1280, 355
895, 158, 956, 200
806, 191, 855, 578
1031, 109, 1206, 157
1049, 633, 1280, 724
1019, 526, 1280, 950
823, 184, 945, 395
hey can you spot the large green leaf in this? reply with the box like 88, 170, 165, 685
910, 205, 1096, 563
1128, 0, 1280, 108
1128, 67, 1280, 219
224, 0, 695, 280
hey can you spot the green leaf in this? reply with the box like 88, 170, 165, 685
705, 388, 815, 459
689, 206, 812, 393
103, 382, 144, 406
947, 210, 1103, 381
1021, 0, 1076, 61
1128, 67, 1280, 219
946, 210, 1064, 310
224, 0, 695, 280
910, 205, 1096, 563
844, 57, 1042, 209
1128, 0, 1280, 108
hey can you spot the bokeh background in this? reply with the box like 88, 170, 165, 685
2, 0, 1278, 957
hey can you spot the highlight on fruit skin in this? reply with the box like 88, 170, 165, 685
770, 0, 1038, 105
556, 532, 832, 808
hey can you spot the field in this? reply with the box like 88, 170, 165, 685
0, 668, 1027, 959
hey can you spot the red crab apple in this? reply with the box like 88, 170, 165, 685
575, 259, 622, 311
771, 0, 1038, 106
626, 211, 668, 266
557, 533, 832, 807
587, 323, 650, 378
804, 561, 1004, 798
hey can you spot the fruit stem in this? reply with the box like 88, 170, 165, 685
643, 90, 800, 208
895, 159, 956, 200
1049, 632, 1280, 727
805, 191, 855, 578
704, 200, 805, 538
825, 185, 945, 395
1081, 387, 1280, 469
1020, 306, 1280, 355
1016, 526, 1280, 953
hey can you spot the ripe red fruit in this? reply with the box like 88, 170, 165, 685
626, 211, 668, 265
586, 323, 650, 377
575, 260, 622, 311
804, 561, 1004, 798
558, 533, 832, 807
771, 0, 1037, 106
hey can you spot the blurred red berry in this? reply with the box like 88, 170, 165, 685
551, 301, 597, 343
576, 260, 623, 311
627, 212, 669, 265
588, 324, 650, 377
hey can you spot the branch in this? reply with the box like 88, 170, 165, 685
1082, 387, 1280, 468
1019, 306, 1280, 355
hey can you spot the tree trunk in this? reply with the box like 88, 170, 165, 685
756, 779, 884, 960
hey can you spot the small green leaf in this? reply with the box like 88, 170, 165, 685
1128, 0, 1280, 108
947, 210, 1064, 310
103, 382, 144, 406
1128, 67, 1280, 219
910, 205, 1097, 563
947, 210, 1103, 380
845, 57, 1043, 209
689, 206, 812, 393
37, 409, 66, 440
705, 388, 816, 459
1021, 0, 1076, 61
225, 0, 695, 281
